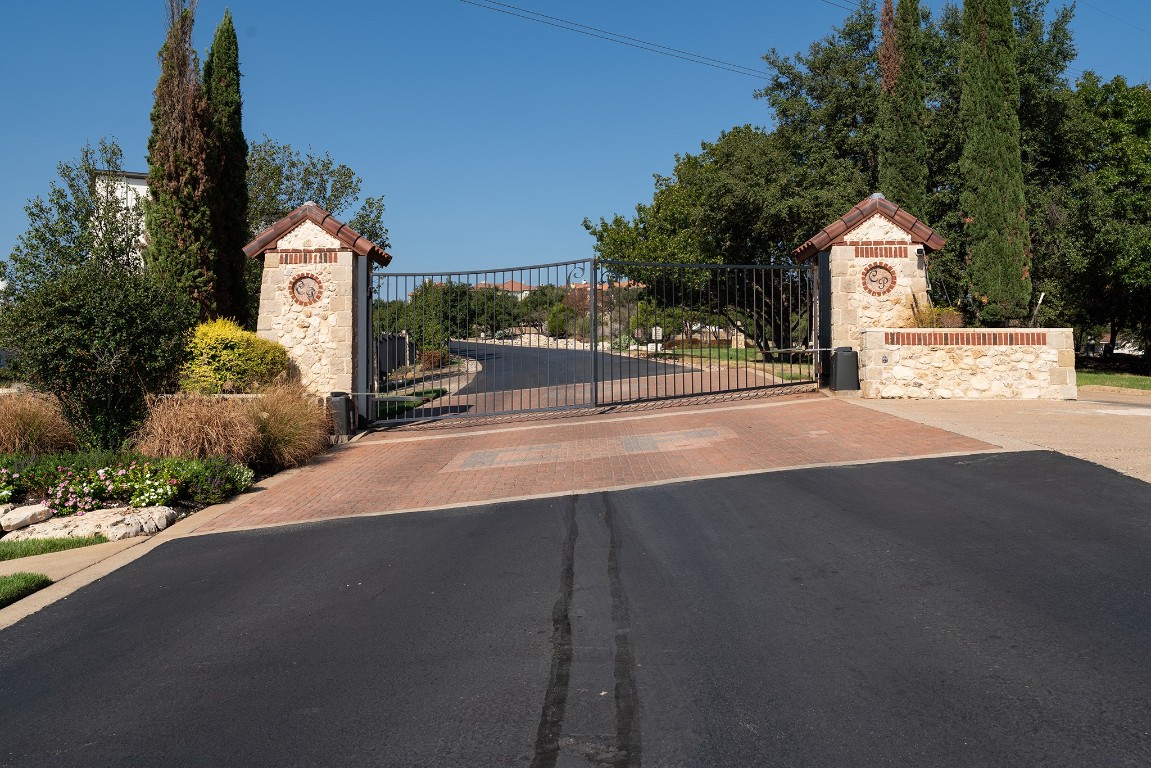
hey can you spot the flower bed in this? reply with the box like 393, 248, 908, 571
0, 453, 254, 515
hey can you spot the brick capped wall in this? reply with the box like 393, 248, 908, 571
858, 328, 1076, 400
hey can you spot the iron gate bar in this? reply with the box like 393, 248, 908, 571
370, 258, 816, 424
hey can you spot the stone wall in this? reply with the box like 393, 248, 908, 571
858, 328, 1076, 400
828, 214, 929, 351
256, 220, 356, 396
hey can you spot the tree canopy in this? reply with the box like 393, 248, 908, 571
587, 0, 1150, 352
203, 8, 249, 325
2, 139, 143, 297
247, 136, 390, 249
959, 0, 1031, 323
144, 0, 216, 321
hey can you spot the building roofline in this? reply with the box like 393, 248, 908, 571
792, 193, 946, 261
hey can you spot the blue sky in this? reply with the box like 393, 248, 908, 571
1, 0, 1148, 275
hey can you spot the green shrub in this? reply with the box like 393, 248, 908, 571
134, 394, 260, 463
0, 572, 52, 609
0, 261, 194, 448
180, 319, 289, 394
248, 384, 330, 471
168, 457, 254, 505
420, 349, 449, 369
547, 304, 576, 337
0, 394, 78, 455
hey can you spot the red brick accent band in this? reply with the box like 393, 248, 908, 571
276, 251, 339, 265
884, 331, 1049, 346
854, 244, 911, 259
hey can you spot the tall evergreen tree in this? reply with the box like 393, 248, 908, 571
203, 8, 249, 325
878, 0, 928, 216
958, 0, 1031, 323
145, 0, 217, 320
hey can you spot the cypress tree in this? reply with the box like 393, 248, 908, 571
145, 0, 217, 320
878, 0, 928, 217
958, 0, 1031, 323
203, 9, 249, 325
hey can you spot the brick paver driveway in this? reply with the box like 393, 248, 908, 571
195, 393, 992, 533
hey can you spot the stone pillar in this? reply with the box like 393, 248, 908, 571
827, 222, 928, 352
245, 202, 391, 425
794, 194, 944, 356
253, 221, 367, 419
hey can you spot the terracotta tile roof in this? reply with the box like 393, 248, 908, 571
792, 194, 946, 261
243, 202, 392, 266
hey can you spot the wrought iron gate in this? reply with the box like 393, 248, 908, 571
369, 259, 817, 424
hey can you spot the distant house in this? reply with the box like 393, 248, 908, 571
95, 169, 149, 263
472, 279, 537, 300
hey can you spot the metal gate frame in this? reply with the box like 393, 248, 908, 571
369, 258, 817, 424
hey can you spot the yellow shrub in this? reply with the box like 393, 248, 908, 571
181, 319, 290, 394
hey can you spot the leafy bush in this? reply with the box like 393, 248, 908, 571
0, 261, 194, 448
0, 394, 78, 454
134, 394, 260, 463
248, 384, 330, 471
420, 349, 449, 369
547, 304, 576, 337
0, 572, 52, 609
170, 457, 255, 505
180, 319, 289, 394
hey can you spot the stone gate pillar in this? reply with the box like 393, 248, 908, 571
243, 202, 391, 423
792, 193, 946, 369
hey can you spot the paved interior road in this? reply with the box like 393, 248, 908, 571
2, 451, 1150, 767
451, 341, 691, 394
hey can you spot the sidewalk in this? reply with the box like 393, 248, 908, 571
843, 386, 1151, 484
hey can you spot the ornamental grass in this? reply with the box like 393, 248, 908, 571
134, 394, 261, 464
247, 384, 331, 471
0, 394, 78, 455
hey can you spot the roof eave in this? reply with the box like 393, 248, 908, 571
243, 202, 392, 266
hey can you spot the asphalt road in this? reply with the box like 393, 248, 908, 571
451, 341, 690, 395
2, 451, 1150, 767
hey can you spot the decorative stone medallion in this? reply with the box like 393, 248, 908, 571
861, 262, 897, 296
289, 272, 324, 306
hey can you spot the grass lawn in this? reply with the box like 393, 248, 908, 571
0, 572, 52, 609
1077, 371, 1151, 391
0, 535, 109, 562
767, 362, 816, 382
655, 347, 816, 382
375, 388, 449, 419
660, 346, 760, 363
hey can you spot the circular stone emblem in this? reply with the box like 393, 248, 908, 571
862, 262, 897, 296
289, 273, 324, 306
